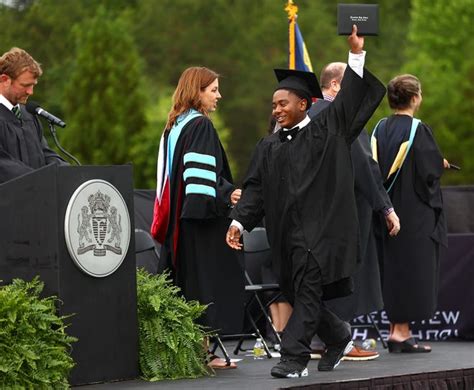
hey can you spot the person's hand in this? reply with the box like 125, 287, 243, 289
230, 189, 241, 205
226, 225, 243, 250
348, 24, 364, 54
385, 210, 400, 237
443, 158, 450, 169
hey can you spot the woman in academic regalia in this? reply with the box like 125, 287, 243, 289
151, 67, 244, 368
372, 74, 449, 353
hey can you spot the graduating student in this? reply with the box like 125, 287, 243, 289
226, 26, 387, 378
151, 66, 244, 369
0, 47, 66, 184
371, 74, 448, 353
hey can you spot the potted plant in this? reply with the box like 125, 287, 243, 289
0, 277, 77, 388
136, 269, 210, 380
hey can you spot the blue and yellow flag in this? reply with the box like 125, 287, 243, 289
286, 1, 313, 72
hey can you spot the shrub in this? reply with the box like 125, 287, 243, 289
136, 269, 210, 380
0, 277, 77, 389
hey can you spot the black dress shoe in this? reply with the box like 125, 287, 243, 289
271, 359, 308, 378
318, 335, 353, 371
387, 338, 431, 353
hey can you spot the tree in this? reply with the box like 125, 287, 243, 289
404, 0, 474, 184
1, 0, 470, 185
62, 6, 147, 173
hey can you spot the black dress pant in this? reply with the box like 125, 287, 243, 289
280, 229, 350, 365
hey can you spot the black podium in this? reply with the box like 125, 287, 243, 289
0, 164, 139, 385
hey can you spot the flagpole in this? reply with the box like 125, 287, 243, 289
285, 0, 298, 70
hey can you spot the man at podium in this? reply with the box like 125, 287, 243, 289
0, 47, 66, 184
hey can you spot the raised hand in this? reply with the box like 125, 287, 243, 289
348, 24, 364, 54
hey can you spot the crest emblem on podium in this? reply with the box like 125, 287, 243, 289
64, 180, 130, 278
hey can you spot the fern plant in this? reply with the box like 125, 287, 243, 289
0, 277, 77, 389
136, 269, 210, 380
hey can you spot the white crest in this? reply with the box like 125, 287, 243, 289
64, 180, 131, 277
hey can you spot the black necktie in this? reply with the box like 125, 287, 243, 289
12, 105, 22, 119
279, 126, 299, 142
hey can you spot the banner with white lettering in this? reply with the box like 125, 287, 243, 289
351, 234, 474, 341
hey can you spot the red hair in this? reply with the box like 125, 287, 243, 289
165, 67, 219, 129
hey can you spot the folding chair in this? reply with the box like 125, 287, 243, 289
209, 335, 233, 366
232, 227, 282, 358
134, 228, 161, 274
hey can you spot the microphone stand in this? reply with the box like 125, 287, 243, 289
48, 121, 82, 166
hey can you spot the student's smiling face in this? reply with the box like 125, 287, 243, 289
272, 89, 307, 129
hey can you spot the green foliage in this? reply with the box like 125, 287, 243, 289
403, 0, 474, 184
1, 0, 472, 185
128, 87, 172, 189
61, 5, 147, 169
136, 269, 209, 381
0, 277, 77, 389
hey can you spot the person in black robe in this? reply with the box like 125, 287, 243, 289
0, 47, 66, 184
371, 74, 449, 353
150, 67, 244, 369
226, 26, 388, 378
308, 62, 399, 360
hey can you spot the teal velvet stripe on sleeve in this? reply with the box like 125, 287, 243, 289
185, 183, 216, 197
183, 167, 217, 183
183, 152, 216, 167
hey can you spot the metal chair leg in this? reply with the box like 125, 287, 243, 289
212, 336, 232, 366
246, 306, 273, 358
367, 313, 387, 349
254, 292, 282, 344
233, 297, 256, 355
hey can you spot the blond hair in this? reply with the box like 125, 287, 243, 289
0, 47, 42, 79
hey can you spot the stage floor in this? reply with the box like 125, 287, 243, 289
76, 341, 473, 389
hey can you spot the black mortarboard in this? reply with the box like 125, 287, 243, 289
274, 69, 323, 104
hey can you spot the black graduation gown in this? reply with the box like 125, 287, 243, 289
374, 115, 447, 322
0, 104, 66, 184
309, 99, 392, 320
159, 116, 245, 334
231, 67, 386, 301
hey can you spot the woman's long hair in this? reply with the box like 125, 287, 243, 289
165, 67, 219, 130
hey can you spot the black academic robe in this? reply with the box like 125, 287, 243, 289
309, 99, 392, 320
159, 116, 245, 334
0, 104, 66, 184
373, 115, 447, 322
231, 67, 386, 301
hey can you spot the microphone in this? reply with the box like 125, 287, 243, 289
25, 100, 80, 165
26, 101, 66, 128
